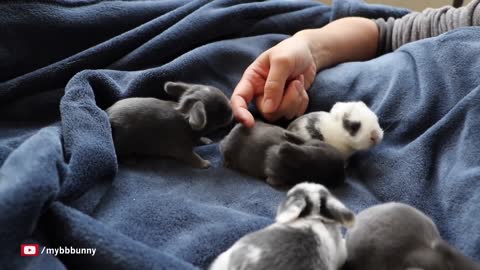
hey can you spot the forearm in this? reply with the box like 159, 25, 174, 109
295, 17, 379, 71
377, 0, 480, 54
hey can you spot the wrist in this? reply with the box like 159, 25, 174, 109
294, 18, 379, 72
294, 29, 335, 72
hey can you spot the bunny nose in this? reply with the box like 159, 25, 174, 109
370, 130, 380, 144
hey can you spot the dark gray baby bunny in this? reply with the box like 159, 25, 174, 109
220, 121, 345, 187
265, 139, 346, 187
209, 183, 355, 270
106, 81, 233, 168
344, 202, 480, 270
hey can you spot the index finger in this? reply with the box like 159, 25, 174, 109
231, 76, 256, 128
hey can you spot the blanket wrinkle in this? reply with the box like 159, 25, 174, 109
0, 127, 63, 268
59, 70, 117, 202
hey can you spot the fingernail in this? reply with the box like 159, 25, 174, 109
263, 99, 275, 113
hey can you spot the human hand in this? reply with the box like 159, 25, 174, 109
230, 33, 317, 128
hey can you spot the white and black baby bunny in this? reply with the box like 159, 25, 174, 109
287, 101, 383, 159
209, 183, 355, 270
106, 81, 233, 168
220, 121, 346, 187
344, 202, 480, 270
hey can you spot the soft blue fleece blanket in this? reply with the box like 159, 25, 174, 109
1, 0, 478, 269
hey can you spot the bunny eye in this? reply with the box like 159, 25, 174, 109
343, 118, 361, 136
350, 122, 361, 133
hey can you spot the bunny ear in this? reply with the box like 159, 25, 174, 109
164, 81, 192, 98
432, 239, 480, 269
321, 191, 355, 228
330, 102, 351, 121
284, 131, 306, 145
188, 101, 207, 131
276, 191, 308, 224
329, 102, 343, 120
404, 247, 446, 270
278, 142, 297, 156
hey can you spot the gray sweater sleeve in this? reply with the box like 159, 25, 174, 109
375, 0, 480, 54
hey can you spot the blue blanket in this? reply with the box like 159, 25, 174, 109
1, 0, 479, 269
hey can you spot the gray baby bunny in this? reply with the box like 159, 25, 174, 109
344, 202, 480, 270
209, 183, 355, 270
106, 81, 233, 168
220, 121, 345, 187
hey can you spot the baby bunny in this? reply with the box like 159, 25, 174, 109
220, 121, 346, 187
209, 183, 355, 270
344, 202, 480, 270
265, 139, 346, 187
106, 81, 233, 168
287, 101, 383, 159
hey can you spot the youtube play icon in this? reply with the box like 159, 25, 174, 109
21, 244, 39, 256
